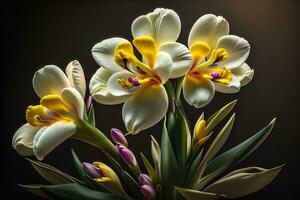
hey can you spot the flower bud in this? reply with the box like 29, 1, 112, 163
86, 95, 93, 109
141, 184, 156, 200
110, 128, 128, 146
116, 144, 137, 167
139, 174, 152, 186
82, 162, 102, 178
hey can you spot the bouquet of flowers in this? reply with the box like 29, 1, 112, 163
12, 8, 283, 200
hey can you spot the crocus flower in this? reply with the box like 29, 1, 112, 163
89, 8, 192, 134
116, 144, 137, 167
12, 61, 86, 160
183, 14, 254, 108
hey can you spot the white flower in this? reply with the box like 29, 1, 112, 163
12, 61, 86, 160
183, 14, 254, 108
90, 8, 192, 134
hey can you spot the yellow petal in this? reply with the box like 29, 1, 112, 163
26, 105, 52, 127
114, 41, 135, 67
40, 95, 73, 119
197, 132, 212, 146
190, 42, 211, 65
133, 36, 157, 67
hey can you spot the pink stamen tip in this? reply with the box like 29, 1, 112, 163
211, 72, 219, 79
127, 77, 134, 83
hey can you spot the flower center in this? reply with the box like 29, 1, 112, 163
191, 67, 233, 85
117, 77, 153, 89
26, 94, 75, 127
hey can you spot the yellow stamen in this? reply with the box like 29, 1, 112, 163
117, 79, 134, 89
212, 67, 233, 85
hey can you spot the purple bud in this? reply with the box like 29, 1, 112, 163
86, 95, 93, 109
83, 162, 102, 178
210, 72, 219, 79
110, 128, 128, 146
141, 184, 156, 200
117, 145, 137, 167
139, 174, 152, 186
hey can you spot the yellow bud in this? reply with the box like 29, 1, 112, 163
194, 119, 206, 142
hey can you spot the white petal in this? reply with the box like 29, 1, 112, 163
153, 52, 172, 84
159, 42, 192, 78
12, 123, 39, 156
146, 8, 181, 46
60, 87, 85, 119
131, 15, 153, 38
66, 60, 86, 97
33, 65, 71, 98
188, 14, 229, 48
122, 84, 168, 133
90, 68, 129, 105
214, 76, 241, 93
33, 121, 76, 160
183, 76, 215, 108
232, 63, 254, 86
216, 35, 250, 69
92, 37, 128, 72
107, 70, 140, 96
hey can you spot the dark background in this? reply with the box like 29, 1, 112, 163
1, 0, 299, 199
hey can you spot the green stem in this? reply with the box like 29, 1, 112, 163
73, 119, 118, 158
175, 77, 184, 102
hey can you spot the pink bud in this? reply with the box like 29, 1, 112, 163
116, 145, 137, 167
83, 162, 102, 178
110, 128, 128, 146
139, 174, 152, 186
141, 184, 156, 200
86, 95, 93, 109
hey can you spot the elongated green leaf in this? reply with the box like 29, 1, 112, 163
87, 104, 96, 126
42, 183, 124, 200
197, 118, 276, 190
71, 149, 107, 192
151, 135, 161, 177
205, 165, 284, 198
156, 184, 163, 200
185, 149, 203, 183
27, 158, 80, 184
175, 187, 221, 200
19, 184, 53, 199
191, 114, 235, 187
140, 153, 159, 186
161, 118, 180, 200
205, 100, 237, 133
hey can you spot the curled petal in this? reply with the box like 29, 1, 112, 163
12, 123, 39, 156
33, 121, 77, 160
89, 68, 129, 105
122, 84, 168, 133
214, 76, 241, 94
183, 76, 215, 108
232, 63, 254, 86
216, 35, 250, 69
66, 60, 86, 97
33, 65, 71, 98
132, 8, 181, 46
159, 42, 193, 78
92, 37, 128, 72
107, 70, 140, 96
188, 14, 229, 48
153, 51, 172, 84
61, 87, 85, 119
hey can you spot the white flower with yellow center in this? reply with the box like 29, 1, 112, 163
12, 61, 86, 160
183, 14, 254, 108
90, 8, 192, 134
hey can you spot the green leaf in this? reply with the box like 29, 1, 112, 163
161, 118, 180, 200
205, 165, 284, 198
87, 104, 96, 126
27, 158, 80, 184
205, 100, 237, 134
191, 114, 235, 187
156, 184, 163, 200
197, 118, 276, 190
140, 153, 160, 186
175, 187, 221, 200
19, 184, 53, 199
151, 135, 161, 177
185, 149, 203, 183
174, 109, 191, 173
71, 149, 107, 192
42, 183, 124, 200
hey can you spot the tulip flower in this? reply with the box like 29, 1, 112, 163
116, 144, 137, 168
110, 128, 128, 146
89, 8, 192, 134
183, 14, 254, 108
12, 61, 117, 160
